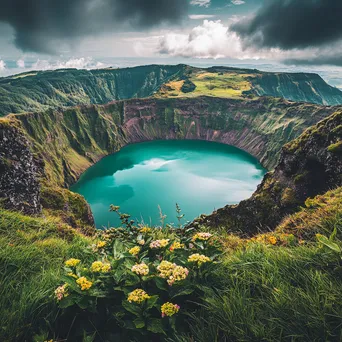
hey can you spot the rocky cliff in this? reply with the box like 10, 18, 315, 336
10, 96, 338, 189
194, 109, 342, 235
249, 72, 342, 106
0, 119, 42, 214
1, 64, 342, 117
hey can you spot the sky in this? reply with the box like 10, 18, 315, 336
1, 0, 342, 88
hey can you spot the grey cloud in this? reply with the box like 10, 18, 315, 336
231, 0, 342, 50
0, 0, 188, 54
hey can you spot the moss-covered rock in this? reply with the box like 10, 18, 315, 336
195, 110, 342, 235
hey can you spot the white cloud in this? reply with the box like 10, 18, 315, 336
0, 60, 6, 71
158, 20, 242, 59
189, 14, 216, 20
190, 0, 210, 8
16, 59, 25, 68
157, 20, 327, 62
32, 57, 106, 71
231, 0, 245, 5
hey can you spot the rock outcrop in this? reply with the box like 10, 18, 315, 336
0, 119, 42, 214
194, 110, 342, 235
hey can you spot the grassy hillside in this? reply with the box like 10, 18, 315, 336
1, 64, 342, 116
0, 185, 341, 341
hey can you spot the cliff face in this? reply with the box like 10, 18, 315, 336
249, 73, 342, 106
0, 65, 185, 116
0, 120, 42, 214
10, 96, 338, 190
1, 64, 342, 117
1, 95, 341, 232
195, 110, 342, 235
0, 119, 94, 226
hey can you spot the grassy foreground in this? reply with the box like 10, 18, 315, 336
0, 188, 342, 341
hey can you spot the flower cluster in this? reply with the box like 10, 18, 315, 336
157, 261, 177, 278
138, 239, 145, 245
139, 227, 152, 234
65, 258, 81, 267
168, 266, 189, 286
170, 241, 184, 252
150, 239, 170, 249
161, 302, 180, 317
157, 261, 189, 285
54, 284, 68, 301
90, 261, 111, 273
268, 236, 277, 245
131, 263, 149, 276
97, 241, 107, 248
76, 277, 93, 291
188, 253, 211, 266
129, 246, 141, 256
127, 289, 151, 304
192, 232, 212, 242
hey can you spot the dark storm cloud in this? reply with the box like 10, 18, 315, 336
285, 56, 342, 67
231, 0, 342, 50
0, 0, 188, 54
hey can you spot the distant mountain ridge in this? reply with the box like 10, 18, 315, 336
1, 64, 342, 116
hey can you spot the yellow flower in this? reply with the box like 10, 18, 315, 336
170, 241, 184, 252
90, 261, 111, 273
101, 263, 111, 272
129, 246, 141, 256
149, 239, 170, 249
157, 260, 176, 279
54, 284, 68, 301
192, 232, 212, 242
67, 272, 78, 279
139, 227, 152, 234
65, 258, 81, 267
161, 302, 180, 317
138, 239, 145, 245
157, 261, 189, 285
76, 277, 93, 291
131, 263, 149, 276
167, 265, 189, 286
127, 289, 151, 303
97, 241, 106, 248
188, 253, 211, 266
268, 236, 277, 245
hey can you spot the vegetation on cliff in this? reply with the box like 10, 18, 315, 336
1, 64, 342, 117
198, 109, 342, 234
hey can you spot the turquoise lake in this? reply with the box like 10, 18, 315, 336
71, 140, 266, 228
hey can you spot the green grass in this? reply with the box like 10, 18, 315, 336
0, 210, 92, 341
0, 188, 342, 341
157, 72, 254, 99
173, 243, 342, 341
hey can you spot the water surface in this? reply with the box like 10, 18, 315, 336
71, 140, 266, 228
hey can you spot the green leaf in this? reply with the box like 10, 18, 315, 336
113, 239, 125, 259
59, 295, 77, 309
133, 317, 145, 329
147, 318, 165, 334
154, 277, 168, 291
330, 227, 338, 241
145, 295, 159, 310
122, 300, 141, 316
171, 287, 194, 298
317, 234, 341, 253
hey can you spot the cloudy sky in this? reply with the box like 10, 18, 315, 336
1, 0, 342, 87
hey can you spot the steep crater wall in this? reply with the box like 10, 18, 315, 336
0, 96, 340, 231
